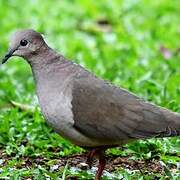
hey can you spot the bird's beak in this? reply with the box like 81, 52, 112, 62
2, 49, 16, 64
1, 47, 19, 64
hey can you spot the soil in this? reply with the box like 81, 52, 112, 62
0, 149, 177, 179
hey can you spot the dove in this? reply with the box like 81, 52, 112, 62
2, 29, 180, 180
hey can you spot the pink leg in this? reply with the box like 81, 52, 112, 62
86, 149, 106, 180
95, 153, 106, 180
86, 149, 97, 168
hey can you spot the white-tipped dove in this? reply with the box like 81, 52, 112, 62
2, 29, 180, 180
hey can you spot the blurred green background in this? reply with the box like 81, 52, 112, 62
0, 0, 179, 179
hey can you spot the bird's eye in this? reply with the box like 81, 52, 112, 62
20, 39, 28, 46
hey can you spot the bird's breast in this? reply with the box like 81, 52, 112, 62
36, 78, 75, 136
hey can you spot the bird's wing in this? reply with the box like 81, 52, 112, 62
71, 74, 177, 145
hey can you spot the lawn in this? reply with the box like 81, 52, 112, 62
0, 0, 179, 179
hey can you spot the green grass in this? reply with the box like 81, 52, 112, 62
0, 0, 180, 179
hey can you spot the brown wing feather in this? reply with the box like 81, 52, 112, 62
72, 74, 179, 144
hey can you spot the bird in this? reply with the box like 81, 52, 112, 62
2, 29, 180, 180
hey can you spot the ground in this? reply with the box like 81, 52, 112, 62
0, 0, 179, 179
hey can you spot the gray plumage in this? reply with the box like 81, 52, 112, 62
2, 29, 180, 149
2, 29, 180, 180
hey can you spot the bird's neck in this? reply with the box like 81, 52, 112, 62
29, 46, 76, 86
29, 46, 63, 69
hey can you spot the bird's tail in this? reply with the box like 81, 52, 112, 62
161, 109, 180, 137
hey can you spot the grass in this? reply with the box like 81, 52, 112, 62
0, 0, 180, 179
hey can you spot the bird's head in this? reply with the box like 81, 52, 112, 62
2, 29, 46, 64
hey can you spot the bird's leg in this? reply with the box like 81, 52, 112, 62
95, 150, 106, 180
86, 148, 98, 168
86, 148, 106, 180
